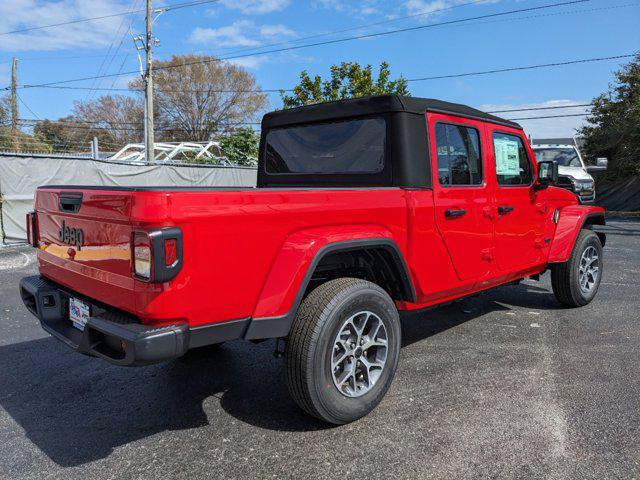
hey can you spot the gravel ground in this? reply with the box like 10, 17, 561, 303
0, 219, 639, 479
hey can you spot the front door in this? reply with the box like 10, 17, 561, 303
487, 128, 546, 271
429, 114, 494, 282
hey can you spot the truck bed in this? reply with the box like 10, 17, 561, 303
34, 185, 414, 327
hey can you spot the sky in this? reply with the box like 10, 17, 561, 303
0, 0, 638, 138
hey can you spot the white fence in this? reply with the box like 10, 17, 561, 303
0, 153, 257, 243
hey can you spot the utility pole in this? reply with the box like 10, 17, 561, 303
91, 137, 99, 159
11, 57, 18, 150
144, 0, 154, 163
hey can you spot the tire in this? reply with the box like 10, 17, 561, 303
285, 278, 401, 424
551, 229, 603, 307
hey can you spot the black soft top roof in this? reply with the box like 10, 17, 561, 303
262, 94, 521, 130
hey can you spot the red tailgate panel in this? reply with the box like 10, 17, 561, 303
35, 189, 137, 313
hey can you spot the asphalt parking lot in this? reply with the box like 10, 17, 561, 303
1, 219, 639, 480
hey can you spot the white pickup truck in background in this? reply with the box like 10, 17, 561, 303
532, 137, 608, 204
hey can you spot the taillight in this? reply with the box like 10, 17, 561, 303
133, 232, 152, 279
132, 228, 182, 283
26, 211, 38, 247
164, 238, 178, 266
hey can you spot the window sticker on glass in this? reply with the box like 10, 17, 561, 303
494, 137, 520, 176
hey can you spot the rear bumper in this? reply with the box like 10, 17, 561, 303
20, 276, 187, 366
20, 275, 292, 366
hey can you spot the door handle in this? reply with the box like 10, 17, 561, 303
445, 209, 467, 218
498, 205, 514, 215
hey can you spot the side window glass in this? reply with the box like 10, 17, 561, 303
493, 133, 533, 186
435, 123, 482, 186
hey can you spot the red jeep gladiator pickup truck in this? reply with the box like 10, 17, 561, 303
20, 95, 605, 424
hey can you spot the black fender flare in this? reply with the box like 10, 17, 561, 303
244, 238, 415, 340
581, 211, 606, 247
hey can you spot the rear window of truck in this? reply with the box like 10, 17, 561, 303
264, 117, 386, 175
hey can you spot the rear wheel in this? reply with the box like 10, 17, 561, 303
285, 278, 401, 424
551, 229, 603, 307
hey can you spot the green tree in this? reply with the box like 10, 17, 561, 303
281, 61, 410, 108
219, 127, 260, 166
580, 53, 640, 177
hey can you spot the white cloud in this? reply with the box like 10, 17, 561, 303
405, 0, 500, 17
0, 0, 134, 52
220, 0, 291, 15
259, 24, 295, 37
313, 0, 382, 16
190, 21, 296, 49
480, 100, 590, 138
227, 55, 267, 69
190, 21, 262, 47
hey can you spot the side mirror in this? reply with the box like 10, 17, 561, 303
536, 160, 558, 189
587, 157, 608, 172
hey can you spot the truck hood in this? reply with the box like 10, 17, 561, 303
558, 166, 593, 181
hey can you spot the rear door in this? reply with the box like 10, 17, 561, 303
486, 127, 546, 271
429, 113, 494, 282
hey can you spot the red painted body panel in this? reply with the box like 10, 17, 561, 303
32, 112, 601, 330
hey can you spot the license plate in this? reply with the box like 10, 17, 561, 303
69, 297, 90, 331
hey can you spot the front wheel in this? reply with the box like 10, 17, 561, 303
285, 278, 401, 424
551, 229, 603, 307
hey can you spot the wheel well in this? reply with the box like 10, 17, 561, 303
583, 215, 606, 246
304, 246, 414, 302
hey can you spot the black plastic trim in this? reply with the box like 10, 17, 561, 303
581, 211, 606, 246
189, 318, 251, 348
58, 192, 83, 213
244, 238, 415, 340
581, 211, 605, 228
150, 227, 183, 283
581, 212, 607, 247
19, 275, 252, 366
26, 211, 38, 247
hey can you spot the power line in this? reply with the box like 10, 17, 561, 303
0, 0, 222, 36
406, 54, 635, 82
507, 113, 589, 120
16, 93, 40, 120
4, 0, 594, 90
487, 103, 592, 113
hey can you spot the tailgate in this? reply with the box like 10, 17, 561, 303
34, 188, 137, 313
